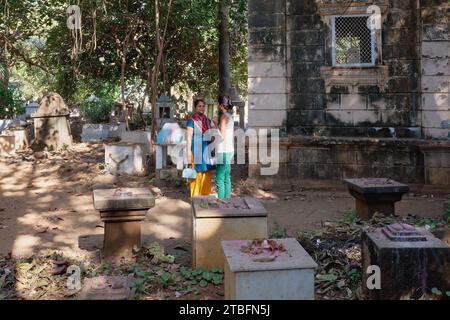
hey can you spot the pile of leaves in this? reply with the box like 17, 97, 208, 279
241, 239, 286, 255
0, 250, 87, 300
0, 241, 224, 300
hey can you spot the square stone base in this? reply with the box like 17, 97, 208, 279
225, 264, 315, 300
101, 210, 147, 262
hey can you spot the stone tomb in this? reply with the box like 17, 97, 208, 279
191, 196, 268, 270
0, 134, 15, 156
221, 238, 318, 300
105, 142, 146, 175
362, 223, 450, 300
92, 188, 155, 261
343, 178, 410, 220
31, 92, 73, 151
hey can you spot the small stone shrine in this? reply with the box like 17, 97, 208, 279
191, 196, 268, 269
92, 188, 155, 261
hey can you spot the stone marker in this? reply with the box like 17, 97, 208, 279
92, 188, 155, 261
362, 223, 450, 299
343, 178, 409, 219
79, 275, 133, 300
191, 196, 268, 269
105, 142, 146, 175
221, 238, 318, 300
31, 92, 73, 151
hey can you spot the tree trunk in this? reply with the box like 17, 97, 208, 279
219, 0, 231, 96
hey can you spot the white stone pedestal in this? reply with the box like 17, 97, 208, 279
105, 142, 146, 175
221, 238, 317, 300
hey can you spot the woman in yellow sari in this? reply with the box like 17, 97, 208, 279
186, 99, 214, 197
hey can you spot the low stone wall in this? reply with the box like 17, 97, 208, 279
249, 137, 450, 186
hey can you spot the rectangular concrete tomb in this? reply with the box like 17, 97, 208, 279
344, 178, 410, 219
221, 238, 318, 300
191, 196, 268, 270
105, 142, 146, 175
93, 188, 155, 261
362, 223, 450, 300
120, 130, 152, 156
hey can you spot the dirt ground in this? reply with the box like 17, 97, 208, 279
0, 142, 449, 299
1, 142, 448, 258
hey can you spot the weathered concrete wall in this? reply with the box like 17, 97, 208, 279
248, 0, 433, 138
420, 0, 450, 139
284, 0, 421, 137
247, 0, 450, 185
247, 0, 287, 130
249, 137, 425, 184
249, 137, 450, 186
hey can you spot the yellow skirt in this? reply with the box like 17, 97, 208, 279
189, 171, 212, 198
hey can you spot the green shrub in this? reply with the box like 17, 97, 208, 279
81, 99, 113, 123
0, 84, 24, 119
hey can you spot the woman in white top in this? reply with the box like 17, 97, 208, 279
213, 95, 234, 199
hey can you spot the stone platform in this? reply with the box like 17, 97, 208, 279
93, 188, 155, 261
222, 238, 317, 300
344, 178, 410, 219
191, 196, 268, 270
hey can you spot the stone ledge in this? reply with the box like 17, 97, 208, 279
278, 136, 450, 149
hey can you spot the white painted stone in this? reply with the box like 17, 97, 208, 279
222, 238, 317, 300
120, 131, 152, 156
352, 110, 381, 125
421, 76, 449, 93
422, 58, 450, 76
421, 42, 450, 58
248, 62, 286, 77
105, 142, 146, 175
248, 94, 287, 110
248, 77, 286, 94
423, 110, 450, 128
248, 110, 286, 127
422, 93, 450, 111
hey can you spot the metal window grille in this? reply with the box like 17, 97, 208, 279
332, 15, 376, 67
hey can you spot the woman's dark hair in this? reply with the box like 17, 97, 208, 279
218, 95, 233, 111
194, 99, 205, 108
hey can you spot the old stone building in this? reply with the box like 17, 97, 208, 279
247, 0, 450, 186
